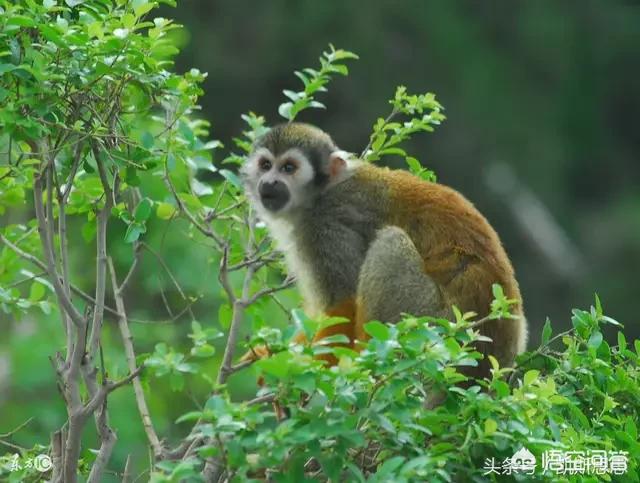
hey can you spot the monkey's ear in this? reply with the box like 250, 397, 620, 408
329, 151, 348, 179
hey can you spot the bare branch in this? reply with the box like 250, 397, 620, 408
87, 148, 117, 358
204, 212, 261, 482
5, 271, 46, 288
245, 393, 276, 406
83, 366, 145, 417
228, 358, 257, 374
87, 416, 116, 482
50, 430, 63, 483
108, 257, 164, 457
228, 253, 280, 272
118, 242, 142, 294
58, 199, 74, 361
61, 139, 84, 202
83, 363, 117, 483
33, 170, 85, 327
245, 276, 295, 306
218, 244, 236, 303
122, 455, 132, 483
0, 418, 33, 438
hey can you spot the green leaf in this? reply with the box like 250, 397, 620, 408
257, 351, 292, 379
124, 222, 145, 243
156, 202, 177, 220
219, 169, 243, 189
7, 16, 36, 27
617, 331, 627, 352
364, 321, 390, 340
523, 369, 539, 386
278, 102, 293, 120
191, 344, 215, 358
39, 301, 52, 315
28, 282, 46, 302
541, 317, 552, 345
134, 198, 153, 222
484, 418, 498, 436
0, 64, 18, 75
587, 331, 603, 350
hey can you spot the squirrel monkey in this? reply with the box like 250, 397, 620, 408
241, 123, 527, 379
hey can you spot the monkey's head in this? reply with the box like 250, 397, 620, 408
242, 123, 348, 217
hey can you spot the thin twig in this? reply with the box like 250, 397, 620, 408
0, 417, 33, 438
119, 243, 142, 294
162, 161, 224, 248
140, 241, 195, 320
245, 277, 295, 306
108, 257, 164, 457
360, 107, 399, 159
61, 139, 84, 202
5, 271, 47, 288
122, 455, 132, 483
245, 393, 276, 406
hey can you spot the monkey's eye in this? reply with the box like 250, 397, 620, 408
258, 158, 272, 171
281, 161, 298, 174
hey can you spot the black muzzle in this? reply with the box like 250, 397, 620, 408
259, 180, 290, 212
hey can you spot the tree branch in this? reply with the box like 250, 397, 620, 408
108, 257, 164, 457
33, 171, 85, 327
82, 363, 117, 483
245, 276, 295, 306
87, 148, 117, 358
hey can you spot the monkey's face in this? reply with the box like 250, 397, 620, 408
242, 146, 317, 216
242, 123, 349, 218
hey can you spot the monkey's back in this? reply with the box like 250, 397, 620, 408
353, 164, 527, 368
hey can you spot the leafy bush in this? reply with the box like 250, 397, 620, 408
0, 1, 637, 482
150, 298, 638, 483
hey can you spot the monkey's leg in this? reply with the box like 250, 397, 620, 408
356, 226, 452, 408
355, 226, 446, 339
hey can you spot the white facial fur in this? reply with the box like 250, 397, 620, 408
241, 147, 323, 314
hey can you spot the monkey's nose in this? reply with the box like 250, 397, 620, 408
259, 180, 290, 212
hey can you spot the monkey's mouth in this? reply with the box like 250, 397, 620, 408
259, 183, 290, 212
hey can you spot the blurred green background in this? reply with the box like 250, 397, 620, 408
2, 0, 639, 478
